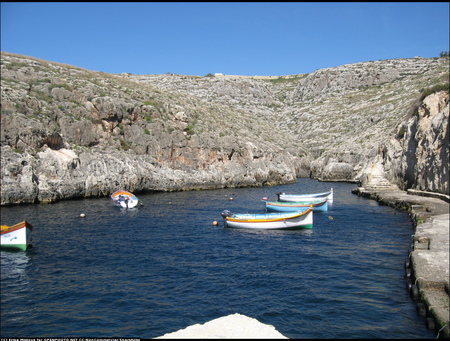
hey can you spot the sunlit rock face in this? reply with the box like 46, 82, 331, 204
1, 52, 448, 204
381, 90, 449, 195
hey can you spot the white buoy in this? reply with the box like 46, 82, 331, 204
80, 213, 86, 218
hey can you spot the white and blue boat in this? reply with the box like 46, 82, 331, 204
263, 198, 328, 212
277, 188, 333, 203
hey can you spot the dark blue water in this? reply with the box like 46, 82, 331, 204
1, 179, 434, 339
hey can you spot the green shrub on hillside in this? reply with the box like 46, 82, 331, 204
419, 83, 449, 101
406, 82, 449, 120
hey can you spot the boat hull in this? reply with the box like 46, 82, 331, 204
1, 221, 33, 251
265, 199, 328, 212
221, 209, 313, 230
277, 189, 333, 203
111, 190, 139, 208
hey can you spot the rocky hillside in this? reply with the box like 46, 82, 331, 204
1, 52, 448, 205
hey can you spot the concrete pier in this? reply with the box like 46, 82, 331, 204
352, 187, 449, 338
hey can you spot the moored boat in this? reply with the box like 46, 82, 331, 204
111, 190, 139, 208
221, 209, 313, 230
277, 188, 333, 203
1, 220, 34, 251
263, 198, 328, 212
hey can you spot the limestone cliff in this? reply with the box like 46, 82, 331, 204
1, 52, 448, 204
382, 89, 449, 194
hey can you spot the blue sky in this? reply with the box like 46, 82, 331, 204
1, 2, 449, 76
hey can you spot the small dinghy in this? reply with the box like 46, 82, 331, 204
111, 190, 139, 209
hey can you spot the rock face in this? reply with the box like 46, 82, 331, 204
291, 59, 433, 101
1, 52, 448, 205
358, 89, 449, 195
383, 90, 449, 194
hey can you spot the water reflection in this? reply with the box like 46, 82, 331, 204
1, 250, 37, 330
1, 251, 31, 281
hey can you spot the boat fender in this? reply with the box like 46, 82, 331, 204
405, 258, 411, 270
410, 284, 419, 300
405, 268, 412, 279
426, 317, 436, 331
416, 302, 426, 316
406, 278, 413, 291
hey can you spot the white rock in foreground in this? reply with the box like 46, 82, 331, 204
154, 313, 288, 339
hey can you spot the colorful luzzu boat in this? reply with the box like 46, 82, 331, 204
221, 208, 313, 230
1, 220, 34, 251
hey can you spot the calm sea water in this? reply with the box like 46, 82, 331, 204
1, 179, 435, 339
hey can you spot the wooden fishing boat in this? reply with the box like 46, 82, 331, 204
277, 188, 333, 203
1, 220, 34, 251
111, 189, 139, 208
221, 209, 313, 230
263, 198, 328, 212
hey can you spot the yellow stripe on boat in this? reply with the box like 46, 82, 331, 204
226, 209, 311, 223
1, 221, 33, 234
